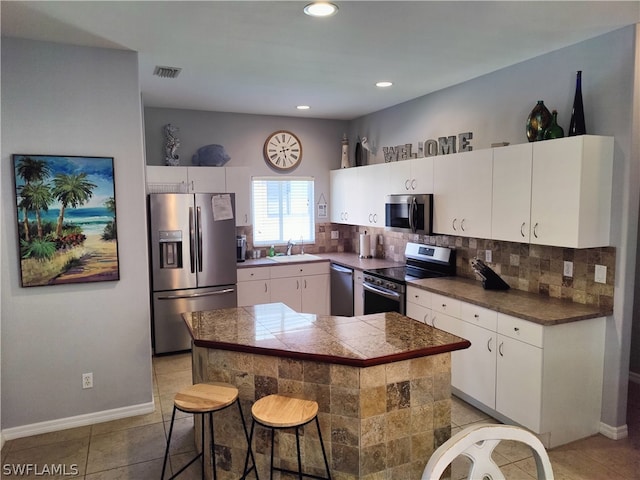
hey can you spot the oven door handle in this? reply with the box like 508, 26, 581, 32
363, 283, 402, 301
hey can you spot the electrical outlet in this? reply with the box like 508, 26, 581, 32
595, 264, 607, 284
563, 261, 574, 277
485, 250, 492, 263
82, 372, 93, 389
331, 230, 339, 240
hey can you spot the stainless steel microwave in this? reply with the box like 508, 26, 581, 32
385, 194, 433, 234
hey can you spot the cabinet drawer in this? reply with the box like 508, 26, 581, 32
497, 313, 543, 348
407, 286, 432, 309
432, 293, 461, 318
237, 267, 270, 282
461, 302, 498, 331
270, 261, 329, 279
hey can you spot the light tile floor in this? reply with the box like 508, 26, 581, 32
1, 352, 639, 479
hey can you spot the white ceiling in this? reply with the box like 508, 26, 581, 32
2, 1, 638, 120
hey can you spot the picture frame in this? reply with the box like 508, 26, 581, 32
12, 154, 120, 287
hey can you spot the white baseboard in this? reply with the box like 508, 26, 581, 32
1, 400, 155, 441
629, 370, 640, 384
599, 421, 629, 440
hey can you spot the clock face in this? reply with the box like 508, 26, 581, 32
263, 130, 302, 171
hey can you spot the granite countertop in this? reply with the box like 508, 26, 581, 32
237, 252, 401, 270
183, 302, 470, 367
409, 277, 612, 326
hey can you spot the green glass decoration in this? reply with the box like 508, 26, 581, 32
526, 100, 552, 142
543, 110, 565, 140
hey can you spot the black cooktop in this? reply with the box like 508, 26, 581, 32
365, 265, 448, 283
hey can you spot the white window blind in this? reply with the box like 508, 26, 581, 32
252, 177, 315, 246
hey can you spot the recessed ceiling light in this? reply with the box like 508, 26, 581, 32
297, 105, 311, 110
304, 2, 338, 17
376, 81, 393, 88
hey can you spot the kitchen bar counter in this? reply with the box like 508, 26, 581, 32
184, 303, 470, 479
183, 302, 469, 367
409, 276, 611, 325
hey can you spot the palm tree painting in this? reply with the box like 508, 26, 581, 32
12, 155, 120, 287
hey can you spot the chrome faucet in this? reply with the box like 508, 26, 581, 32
286, 239, 296, 256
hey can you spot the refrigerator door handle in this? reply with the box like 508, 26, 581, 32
156, 288, 236, 300
189, 206, 196, 273
197, 206, 203, 272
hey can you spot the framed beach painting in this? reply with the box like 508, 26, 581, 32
12, 154, 120, 287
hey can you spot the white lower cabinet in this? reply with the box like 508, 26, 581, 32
495, 332, 543, 432
237, 267, 270, 306
405, 286, 606, 448
239, 262, 330, 315
406, 286, 432, 325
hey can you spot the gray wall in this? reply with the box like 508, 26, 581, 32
144, 108, 348, 223
1, 39, 153, 430
349, 26, 639, 430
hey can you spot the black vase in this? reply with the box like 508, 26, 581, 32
569, 70, 586, 136
526, 100, 552, 142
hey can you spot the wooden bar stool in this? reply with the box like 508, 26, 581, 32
247, 394, 331, 480
161, 382, 258, 480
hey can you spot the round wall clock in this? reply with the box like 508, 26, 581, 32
263, 130, 303, 171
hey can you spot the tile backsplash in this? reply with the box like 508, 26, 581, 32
236, 223, 615, 310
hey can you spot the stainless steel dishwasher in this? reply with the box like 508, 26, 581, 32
330, 263, 354, 316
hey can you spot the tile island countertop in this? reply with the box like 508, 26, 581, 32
182, 302, 470, 367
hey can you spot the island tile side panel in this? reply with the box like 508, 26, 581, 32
193, 345, 452, 479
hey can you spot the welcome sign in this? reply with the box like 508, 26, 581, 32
382, 132, 473, 162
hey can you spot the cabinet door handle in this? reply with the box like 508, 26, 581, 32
460, 218, 466, 232
452, 218, 458, 231
514, 327, 520, 333
411, 179, 417, 190
373, 214, 377, 223
264, 282, 268, 293
499, 342, 504, 357
304, 279, 307, 289
520, 222, 526, 237
190, 180, 195, 191
296, 280, 300, 290
432, 315, 437, 328
533, 223, 539, 238
423, 313, 429, 324
474, 314, 479, 319
487, 337, 493, 352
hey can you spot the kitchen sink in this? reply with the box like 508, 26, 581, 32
268, 254, 322, 263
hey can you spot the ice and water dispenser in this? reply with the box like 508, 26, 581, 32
159, 230, 183, 269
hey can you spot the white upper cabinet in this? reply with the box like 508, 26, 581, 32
330, 167, 362, 224
225, 167, 251, 226
433, 149, 493, 238
146, 165, 226, 193
530, 136, 613, 248
492, 143, 533, 242
407, 157, 434, 193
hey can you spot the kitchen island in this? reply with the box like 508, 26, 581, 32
183, 302, 470, 479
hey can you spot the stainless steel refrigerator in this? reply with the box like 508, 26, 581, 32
148, 193, 237, 354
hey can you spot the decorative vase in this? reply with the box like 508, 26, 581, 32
543, 110, 565, 140
568, 70, 586, 136
526, 100, 552, 142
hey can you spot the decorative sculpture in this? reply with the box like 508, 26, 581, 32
164, 124, 181, 166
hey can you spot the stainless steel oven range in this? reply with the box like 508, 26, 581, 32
363, 243, 456, 315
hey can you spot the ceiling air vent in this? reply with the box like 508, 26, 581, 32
153, 66, 182, 79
